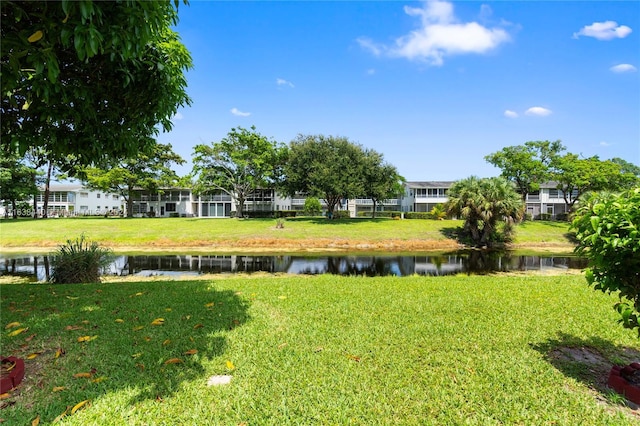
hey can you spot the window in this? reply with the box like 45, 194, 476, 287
548, 189, 560, 198
97, 193, 101, 198
80, 205, 88, 211
166, 203, 177, 212
113, 195, 119, 200
80, 192, 89, 198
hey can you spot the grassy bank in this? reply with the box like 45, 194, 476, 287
0, 217, 574, 252
1, 274, 638, 424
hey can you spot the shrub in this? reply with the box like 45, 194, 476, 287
332, 210, 351, 219
275, 210, 297, 218
405, 212, 429, 220
572, 188, 640, 335
303, 197, 322, 216
50, 235, 113, 284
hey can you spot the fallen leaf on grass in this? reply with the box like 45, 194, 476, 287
65, 325, 82, 331
91, 377, 107, 383
71, 399, 89, 414
52, 386, 66, 392
184, 349, 198, 355
204, 302, 215, 308
164, 358, 183, 365
73, 372, 92, 379
114, 319, 124, 323
226, 360, 235, 370
54, 348, 65, 358
0, 393, 10, 400
135, 363, 144, 371
143, 336, 151, 342
162, 339, 171, 346
347, 354, 361, 362
165, 308, 172, 312
66, 296, 79, 300
52, 409, 67, 423
7, 327, 28, 337
193, 323, 203, 330
132, 326, 144, 331
26, 352, 41, 360
131, 353, 143, 359
77, 335, 97, 343
4, 322, 20, 329
150, 318, 165, 326
31, 415, 40, 426
25, 334, 36, 342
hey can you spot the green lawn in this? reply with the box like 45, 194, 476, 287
1, 274, 638, 424
0, 217, 574, 251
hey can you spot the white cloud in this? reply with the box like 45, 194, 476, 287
599, 141, 612, 147
172, 112, 183, 121
230, 108, 251, 117
504, 110, 518, 118
276, 78, 295, 88
573, 21, 632, 40
357, 0, 510, 65
525, 106, 552, 117
610, 63, 637, 73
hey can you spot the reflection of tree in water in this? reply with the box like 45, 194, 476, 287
462, 251, 512, 274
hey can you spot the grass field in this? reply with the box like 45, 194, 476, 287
0, 217, 574, 252
1, 274, 639, 424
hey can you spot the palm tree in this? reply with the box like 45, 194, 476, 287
446, 176, 524, 247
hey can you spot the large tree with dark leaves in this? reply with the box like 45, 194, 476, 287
1, 0, 192, 170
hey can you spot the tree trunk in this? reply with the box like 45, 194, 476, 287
126, 195, 133, 218
12, 200, 17, 219
372, 199, 377, 219
42, 160, 53, 218
236, 197, 245, 218
33, 188, 38, 219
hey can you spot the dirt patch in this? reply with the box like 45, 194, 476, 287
550, 346, 640, 417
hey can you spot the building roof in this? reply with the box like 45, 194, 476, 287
37, 184, 84, 192
405, 181, 454, 188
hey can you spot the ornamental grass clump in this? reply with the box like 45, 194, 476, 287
50, 235, 113, 284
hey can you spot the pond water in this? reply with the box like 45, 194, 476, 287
0, 252, 587, 281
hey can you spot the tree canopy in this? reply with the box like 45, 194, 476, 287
1, 0, 192, 169
445, 176, 524, 247
281, 135, 367, 218
192, 126, 286, 215
572, 187, 640, 336
485, 140, 565, 200
81, 142, 185, 217
362, 150, 405, 218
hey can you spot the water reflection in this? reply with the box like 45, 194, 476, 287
0, 252, 587, 281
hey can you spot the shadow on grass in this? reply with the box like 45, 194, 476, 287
0, 280, 250, 422
531, 333, 640, 403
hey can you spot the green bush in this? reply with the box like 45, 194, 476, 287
275, 210, 297, 218
331, 210, 351, 219
50, 235, 113, 284
405, 212, 429, 219
303, 197, 322, 216
572, 187, 640, 335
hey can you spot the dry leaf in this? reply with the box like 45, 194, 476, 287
91, 377, 107, 383
347, 354, 361, 362
150, 318, 165, 326
162, 339, 171, 346
52, 409, 67, 423
114, 319, 124, 323
193, 323, 203, 330
131, 353, 143, 359
80, 321, 90, 325
54, 348, 65, 359
73, 372, 92, 379
27, 30, 43, 43
66, 296, 79, 300
4, 322, 20, 329
184, 349, 198, 355
135, 363, 144, 371
165, 308, 172, 312
204, 302, 215, 308
143, 336, 151, 342
65, 325, 82, 331
164, 358, 183, 365
0, 393, 10, 400
31, 415, 40, 426
7, 327, 28, 337
132, 326, 144, 331
77, 335, 97, 343
226, 360, 235, 370
26, 353, 40, 360
70, 399, 89, 414
25, 334, 36, 342
52, 386, 66, 392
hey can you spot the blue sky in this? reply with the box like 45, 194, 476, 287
158, 0, 640, 181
